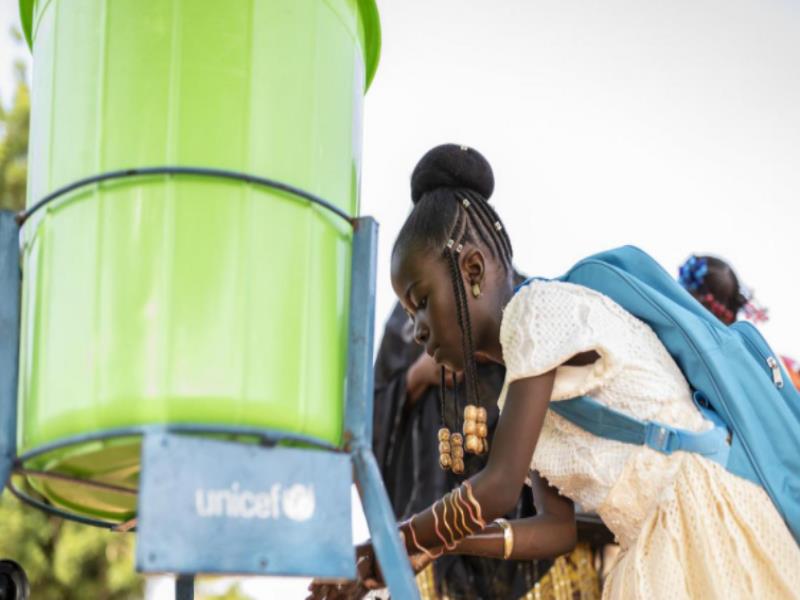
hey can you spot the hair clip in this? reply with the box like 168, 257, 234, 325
455, 243, 464, 253
494, 221, 502, 231
446, 239, 455, 249
678, 256, 708, 292
462, 198, 471, 208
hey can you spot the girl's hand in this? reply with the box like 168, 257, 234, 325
305, 537, 433, 599
306, 543, 382, 600
305, 581, 365, 600
409, 549, 433, 574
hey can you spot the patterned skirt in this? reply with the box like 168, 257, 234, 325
416, 542, 600, 600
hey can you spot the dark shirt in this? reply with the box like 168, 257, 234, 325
372, 303, 553, 599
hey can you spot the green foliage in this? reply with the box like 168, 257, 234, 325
198, 581, 255, 600
0, 494, 143, 599
0, 56, 29, 212
0, 29, 143, 599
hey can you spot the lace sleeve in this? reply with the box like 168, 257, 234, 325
500, 280, 629, 400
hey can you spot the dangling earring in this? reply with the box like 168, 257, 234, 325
471, 283, 481, 298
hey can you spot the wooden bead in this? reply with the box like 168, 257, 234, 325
451, 445, 464, 459
465, 434, 481, 453
450, 433, 463, 446
438, 428, 451, 442
439, 441, 451, 454
464, 404, 478, 421
451, 459, 465, 474
476, 407, 488, 423
439, 453, 452, 469
476, 423, 488, 438
462, 420, 477, 435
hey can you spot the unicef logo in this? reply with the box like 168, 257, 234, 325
195, 482, 316, 521
281, 484, 315, 522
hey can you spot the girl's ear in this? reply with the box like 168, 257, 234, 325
461, 248, 486, 287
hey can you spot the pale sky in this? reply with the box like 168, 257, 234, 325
2, 1, 799, 598
362, 0, 799, 361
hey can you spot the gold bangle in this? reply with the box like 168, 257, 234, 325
432, 501, 456, 550
462, 480, 486, 528
494, 518, 514, 560
459, 485, 482, 530
408, 516, 443, 560
454, 488, 475, 535
440, 493, 457, 547
446, 492, 464, 538
451, 489, 472, 536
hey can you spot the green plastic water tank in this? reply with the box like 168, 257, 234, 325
17, 0, 380, 522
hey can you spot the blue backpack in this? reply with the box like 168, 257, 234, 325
519, 246, 800, 545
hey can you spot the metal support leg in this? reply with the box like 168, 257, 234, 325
0, 212, 20, 492
353, 447, 420, 599
345, 218, 420, 600
175, 575, 194, 600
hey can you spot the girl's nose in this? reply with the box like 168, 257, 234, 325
414, 320, 429, 345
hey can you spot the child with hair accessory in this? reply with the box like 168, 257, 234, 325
311, 145, 800, 600
677, 254, 767, 325
678, 254, 799, 390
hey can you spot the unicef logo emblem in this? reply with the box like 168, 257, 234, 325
281, 484, 315, 522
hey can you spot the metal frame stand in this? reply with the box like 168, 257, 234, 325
0, 211, 19, 495
0, 206, 419, 599
346, 218, 420, 599
175, 575, 195, 600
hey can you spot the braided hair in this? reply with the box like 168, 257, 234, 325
394, 144, 513, 425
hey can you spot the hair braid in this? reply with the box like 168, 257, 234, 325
478, 196, 513, 265
463, 190, 512, 271
460, 191, 505, 264
395, 144, 514, 457
444, 205, 484, 413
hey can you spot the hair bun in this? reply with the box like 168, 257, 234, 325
410, 144, 495, 204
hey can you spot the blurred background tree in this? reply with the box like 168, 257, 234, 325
0, 26, 144, 599
0, 494, 143, 599
0, 28, 29, 212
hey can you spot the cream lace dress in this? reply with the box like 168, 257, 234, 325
498, 280, 800, 599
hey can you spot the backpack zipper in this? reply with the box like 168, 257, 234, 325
734, 320, 786, 391
767, 357, 785, 389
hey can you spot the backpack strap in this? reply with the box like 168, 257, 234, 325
549, 393, 731, 467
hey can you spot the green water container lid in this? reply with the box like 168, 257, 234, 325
18, 0, 382, 89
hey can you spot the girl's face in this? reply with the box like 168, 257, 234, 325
392, 248, 465, 370
391, 244, 507, 371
